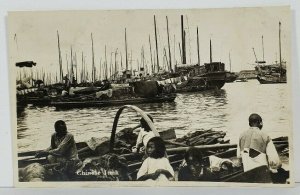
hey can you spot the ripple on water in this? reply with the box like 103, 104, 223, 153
17, 80, 291, 151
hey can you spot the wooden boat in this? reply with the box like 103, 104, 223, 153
51, 93, 176, 109
174, 38, 226, 93
18, 105, 289, 183
257, 72, 286, 84
175, 63, 226, 93
225, 72, 238, 83
256, 22, 287, 84
235, 77, 248, 82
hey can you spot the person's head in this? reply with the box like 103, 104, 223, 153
146, 137, 166, 159
54, 120, 67, 137
220, 161, 233, 172
184, 147, 204, 176
140, 114, 154, 132
249, 113, 263, 129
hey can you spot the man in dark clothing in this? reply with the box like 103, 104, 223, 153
35, 120, 80, 164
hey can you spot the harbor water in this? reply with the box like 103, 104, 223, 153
17, 79, 291, 152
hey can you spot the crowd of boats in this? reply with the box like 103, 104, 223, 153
15, 19, 287, 111
15, 16, 289, 183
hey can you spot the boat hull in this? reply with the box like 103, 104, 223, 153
257, 75, 287, 84
51, 94, 176, 109
176, 72, 226, 93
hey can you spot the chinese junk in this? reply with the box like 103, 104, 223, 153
256, 22, 287, 84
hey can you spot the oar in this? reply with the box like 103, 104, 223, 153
166, 143, 237, 153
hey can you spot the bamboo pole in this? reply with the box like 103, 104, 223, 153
167, 143, 237, 153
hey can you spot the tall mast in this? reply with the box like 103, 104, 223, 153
75, 52, 78, 82
197, 27, 200, 66
279, 21, 282, 75
229, 51, 232, 72
70, 46, 74, 81
91, 33, 95, 83
154, 15, 159, 72
173, 34, 176, 68
114, 48, 118, 79
99, 58, 102, 80
105, 45, 107, 79
166, 16, 172, 71
149, 35, 153, 73
210, 39, 212, 64
262, 35, 265, 62
81, 52, 84, 82
57, 31, 63, 83
181, 15, 186, 64
125, 28, 128, 70
178, 43, 182, 63
141, 46, 145, 69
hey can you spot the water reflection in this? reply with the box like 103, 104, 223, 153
17, 80, 291, 152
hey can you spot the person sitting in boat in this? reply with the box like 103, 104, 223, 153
35, 120, 81, 166
137, 137, 174, 181
178, 147, 210, 181
132, 114, 155, 153
238, 113, 281, 172
178, 148, 237, 181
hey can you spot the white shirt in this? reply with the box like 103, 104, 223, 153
135, 128, 155, 148
137, 157, 174, 181
237, 128, 281, 172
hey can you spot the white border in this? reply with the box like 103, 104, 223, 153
0, 0, 299, 193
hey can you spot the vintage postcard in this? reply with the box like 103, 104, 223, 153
8, 6, 293, 187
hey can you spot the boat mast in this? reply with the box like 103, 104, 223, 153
154, 15, 159, 72
114, 48, 118, 79
279, 21, 282, 76
210, 39, 212, 64
173, 34, 176, 68
70, 46, 74, 83
125, 28, 128, 70
166, 16, 172, 71
91, 33, 95, 83
229, 51, 232, 72
75, 52, 78, 82
197, 27, 200, 66
81, 52, 84, 83
57, 31, 63, 83
105, 45, 107, 79
99, 58, 102, 80
181, 15, 186, 64
148, 35, 154, 74
262, 35, 265, 62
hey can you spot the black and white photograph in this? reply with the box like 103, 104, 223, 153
9, 6, 293, 187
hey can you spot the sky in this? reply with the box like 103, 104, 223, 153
8, 6, 291, 81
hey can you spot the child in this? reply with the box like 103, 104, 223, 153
178, 147, 206, 181
136, 137, 174, 181
132, 114, 155, 153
